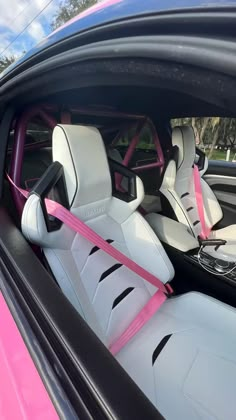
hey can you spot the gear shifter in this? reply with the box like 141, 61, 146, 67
214, 259, 230, 274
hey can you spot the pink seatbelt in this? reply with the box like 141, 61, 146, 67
8, 175, 172, 354
193, 164, 211, 239
109, 290, 166, 355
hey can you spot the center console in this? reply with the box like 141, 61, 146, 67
165, 244, 236, 307
146, 213, 236, 306
190, 250, 236, 280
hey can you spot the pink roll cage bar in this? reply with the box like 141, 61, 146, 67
9, 106, 164, 215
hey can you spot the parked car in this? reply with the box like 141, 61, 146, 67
1, 1, 236, 419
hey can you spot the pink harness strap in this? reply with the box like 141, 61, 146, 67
47, 199, 169, 293
8, 175, 172, 354
109, 290, 166, 355
193, 164, 211, 240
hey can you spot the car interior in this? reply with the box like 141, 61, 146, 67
2, 6, 236, 415
1, 4, 236, 415
2, 87, 236, 419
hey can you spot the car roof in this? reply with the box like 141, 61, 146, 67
2, 0, 236, 77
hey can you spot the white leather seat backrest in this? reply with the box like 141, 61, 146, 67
22, 124, 174, 347
172, 126, 196, 172
54, 125, 112, 209
160, 126, 223, 237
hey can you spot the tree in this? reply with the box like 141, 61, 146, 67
51, 0, 98, 30
0, 55, 16, 73
207, 117, 220, 159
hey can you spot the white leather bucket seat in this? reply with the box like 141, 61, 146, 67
22, 125, 236, 420
157, 126, 236, 259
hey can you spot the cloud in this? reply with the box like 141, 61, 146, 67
27, 20, 45, 41
0, 0, 60, 59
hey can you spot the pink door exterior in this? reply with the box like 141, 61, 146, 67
0, 292, 59, 420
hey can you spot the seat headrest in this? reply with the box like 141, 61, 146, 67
22, 124, 146, 246
172, 126, 196, 170
52, 125, 112, 208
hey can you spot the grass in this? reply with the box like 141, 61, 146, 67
207, 150, 236, 161
120, 141, 236, 161
136, 146, 235, 161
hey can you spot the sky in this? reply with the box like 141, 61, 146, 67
0, 0, 62, 61
2, 0, 234, 64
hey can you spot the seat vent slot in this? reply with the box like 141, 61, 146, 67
112, 287, 134, 309
152, 334, 172, 365
99, 264, 122, 283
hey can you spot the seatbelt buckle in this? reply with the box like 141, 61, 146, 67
165, 283, 174, 297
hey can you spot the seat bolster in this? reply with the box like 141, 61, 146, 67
201, 179, 223, 228
146, 213, 198, 252
159, 185, 195, 236
160, 160, 176, 190
172, 126, 196, 170
21, 194, 75, 249
211, 225, 236, 241
122, 211, 175, 286
108, 176, 144, 224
